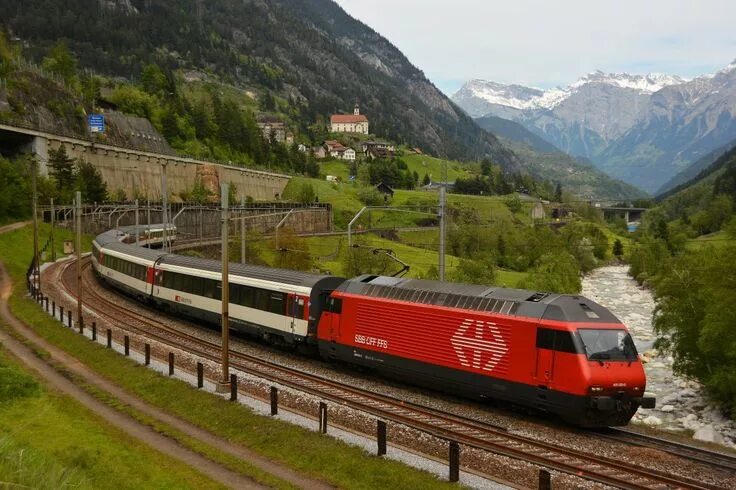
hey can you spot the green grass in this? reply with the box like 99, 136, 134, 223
0, 350, 223, 489
0, 223, 459, 489
685, 231, 730, 251
401, 153, 472, 183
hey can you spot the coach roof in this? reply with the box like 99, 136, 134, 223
160, 254, 341, 288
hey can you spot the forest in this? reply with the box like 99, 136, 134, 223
629, 149, 736, 416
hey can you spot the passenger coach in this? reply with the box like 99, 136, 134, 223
151, 255, 344, 345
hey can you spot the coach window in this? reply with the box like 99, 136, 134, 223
180, 275, 193, 294
201, 278, 214, 298
268, 292, 285, 315
241, 286, 255, 308
254, 289, 269, 311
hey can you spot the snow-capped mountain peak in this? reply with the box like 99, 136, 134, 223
571, 71, 685, 92
455, 70, 687, 112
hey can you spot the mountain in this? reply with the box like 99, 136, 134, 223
657, 141, 736, 201
657, 138, 736, 196
0, 0, 519, 172
475, 115, 560, 153
452, 63, 736, 193
474, 117, 646, 199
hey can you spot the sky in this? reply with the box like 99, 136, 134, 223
333, 0, 736, 95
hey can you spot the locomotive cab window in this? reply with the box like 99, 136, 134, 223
328, 297, 342, 314
578, 329, 638, 362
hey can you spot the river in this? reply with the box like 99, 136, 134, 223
581, 265, 736, 447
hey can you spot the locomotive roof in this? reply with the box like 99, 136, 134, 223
341, 275, 619, 324
160, 254, 341, 289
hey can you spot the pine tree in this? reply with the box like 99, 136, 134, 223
75, 160, 108, 203
612, 239, 624, 257
48, 145, 75, 191
422, 173, 430, 186
555, 183, 563, 202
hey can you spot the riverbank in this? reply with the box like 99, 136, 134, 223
582, 265, 736, 448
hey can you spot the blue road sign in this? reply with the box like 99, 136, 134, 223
88, 114, 105, 134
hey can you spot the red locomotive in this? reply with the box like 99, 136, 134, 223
317, 275, 655, 427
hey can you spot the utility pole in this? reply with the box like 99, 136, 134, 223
75, 191, 83, 329
438, 160, 447, 281
240, 195, 246, 264
218, 183, 231, 392
50, 198, 56, 262
161, 163, 168, 252
31, 156, 39, 293
134, 199, 139, 246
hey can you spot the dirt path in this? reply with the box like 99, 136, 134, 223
0, 234, 334, 489
0, 221, 31, 235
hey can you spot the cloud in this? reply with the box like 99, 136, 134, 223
333, 0, 736, 93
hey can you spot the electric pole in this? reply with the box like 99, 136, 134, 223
31, 156, 39, 294
135, 199, 139, 246
161, 163, 168, 252
240, 195, 246, 264
50, 198, 56, 262
218, 183, 231, 391
439, 160, 447, 281
75, 191, 83, 329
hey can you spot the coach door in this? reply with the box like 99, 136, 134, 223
287, 293, 302, 335
535, 327, 556, 386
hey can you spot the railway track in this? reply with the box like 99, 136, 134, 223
601, 427, 736, 473
57, 258, 730, 490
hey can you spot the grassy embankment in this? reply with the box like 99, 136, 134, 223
0, 223, 459, 489
0, 225, 225, 489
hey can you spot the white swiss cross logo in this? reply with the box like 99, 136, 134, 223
451, 319, 508, 372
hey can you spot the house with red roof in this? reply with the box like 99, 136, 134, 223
330, 104, 369, 134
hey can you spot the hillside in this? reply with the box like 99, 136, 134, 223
657, 138, 736, 196
473, 116, 645, 199
475, 115, 560, 153
0, 0, 519, 172
502, 140, 646, 200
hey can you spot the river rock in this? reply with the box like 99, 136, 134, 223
693, 425, 724, 444
660, 404, 675, 413
643, 415, 662, 426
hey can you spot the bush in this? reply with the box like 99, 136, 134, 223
357, 186, 386, 206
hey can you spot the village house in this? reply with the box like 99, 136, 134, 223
361, 141, 395, 153
256, 115, 287, 143
330, 104, 369, 134
324, 140, 355, 161
312, 146, 327, 159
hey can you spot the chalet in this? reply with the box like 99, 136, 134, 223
330, 104, 369, 134
325, 140, 346, 156
342, 148, 356, 161
365, 146, 394, 160
375, 182, 395, 197
361, 141, 395, 153
312, 146, 327, 159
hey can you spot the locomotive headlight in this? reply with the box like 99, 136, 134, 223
589, 385, 604, 393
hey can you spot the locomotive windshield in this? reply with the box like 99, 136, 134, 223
578, 329, 638, 362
